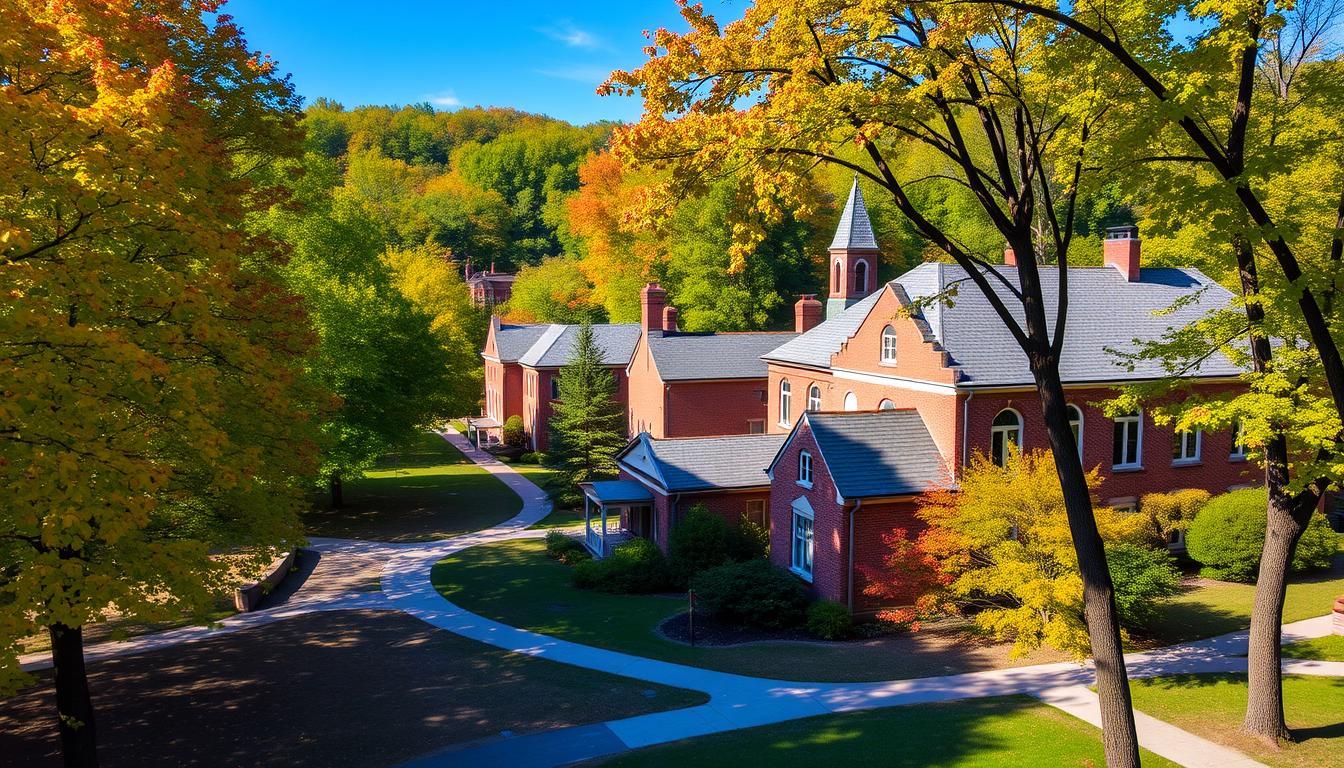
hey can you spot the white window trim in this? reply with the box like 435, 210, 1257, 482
990, 408, 1023, 467
1113, 411, 1144, 470
797, 450, 814, 489
1067, 404, 1084, 460
880, 325, 898, 365
843, 391, 858, 412
778, 380, 792, 427
878, 399, 895, 410
790, 497, 815, 581
1172, 428, 1202, 465
807, 385, 822, 412
1229, 420, 1248, 460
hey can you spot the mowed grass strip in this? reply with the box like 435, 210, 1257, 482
593, 695, 1180, 768
1128, 674, 1344, 768
1282, 634, 1344, 662
304, 433, 522, 542
432, 538, 1067, 683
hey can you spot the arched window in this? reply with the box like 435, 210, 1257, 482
1067, 404, 1084, 458
879, 399, 896, 410
807, 385, 822, 412
843, 391, 858, 411
990, 409, 1023, 467
853, 260, 869, 293
880, 325, 898, 364
798, 451, 813, 486
832, 260, 841, 293
779, 379, 792, 426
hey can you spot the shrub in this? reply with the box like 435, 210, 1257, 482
691, 559, 807, 629
1104, 542, 1182, 627
1138, 489, 1211, 548
668, 505, 732, 586
519, 451, 547, 465
502, 415, 527, 450
806, 601, 853, 640
571, 538, 668, 593
727, 517, 770, 561
544, 531, 590, 565
1187, 488, 1338, 582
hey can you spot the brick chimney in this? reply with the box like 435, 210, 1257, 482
662, 305, 679, 332
641, 283, 668, 333
795, 294, 823, 333
1003, 246, 1017, 266
1104, 225, 1141, 282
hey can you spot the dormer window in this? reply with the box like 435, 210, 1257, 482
880, 325, 898, 364
798, 450, 813, 487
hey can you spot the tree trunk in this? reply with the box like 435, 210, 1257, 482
1242, 482, 1307, 743
1034, 364, 1141, 768
329, 472, 343, 510
49, 623, 98, 768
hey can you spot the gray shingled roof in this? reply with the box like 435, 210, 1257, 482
518, 323, 641, 368
766, 263, 1244, 386
829, 179, 880, 251
806, 410, 953, 499
493, 324, 552, 362
648, 331, 798, 380
630, 434, 787, 492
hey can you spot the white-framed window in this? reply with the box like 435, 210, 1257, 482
843, 391, 858, 411
808, 385, 822, 412
779, 379, 791, 426
790, 498, 814, 580
744, 499, 767, 528
797, 450, 813, 487
990, 409, 1023, 467
879, 399, 896, 410
1112, 410, 1143, 469
880, 325, 898, 364
1067, 404, 1084, 459
1230, 419, 1247, 459
1172, 429, 1201, 464
853, 259, 869, 293
747, 419, 765, 434
550, 376, 560, 400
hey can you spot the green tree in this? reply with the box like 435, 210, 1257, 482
1, 3, 319, 764
504, 257, 606, 324
549, 323, 626, 485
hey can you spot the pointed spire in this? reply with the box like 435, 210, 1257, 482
829, 177, 879, 251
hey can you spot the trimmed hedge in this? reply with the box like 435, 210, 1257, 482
1186, 488, 1338, 583
806, 600, 853, 640
572, 538, 669, 593
544, 531, 591, 566
691, 559, 808, 629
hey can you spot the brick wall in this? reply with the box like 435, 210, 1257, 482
768, 422, 848, 604
626, 335, 667, 437
525, 366, 631, 452
665, 380, 770, 437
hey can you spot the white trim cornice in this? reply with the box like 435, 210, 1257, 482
831, 367, 959, 394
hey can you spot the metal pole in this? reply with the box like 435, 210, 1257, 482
688, 589, 695, 648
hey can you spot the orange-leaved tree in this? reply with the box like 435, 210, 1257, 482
1, 2, 320, 765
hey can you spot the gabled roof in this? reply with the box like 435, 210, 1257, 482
829, 178, 880, 251
773, 410, 953, 500
766, 262, 1244, 387
617, 432, 787, 493
498, 323, 641, 368
647, 331, 798, 380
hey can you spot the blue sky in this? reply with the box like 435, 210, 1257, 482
223, 0, 744, 125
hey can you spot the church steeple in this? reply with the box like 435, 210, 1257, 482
826, 178, 881, 319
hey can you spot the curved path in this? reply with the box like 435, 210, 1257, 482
20, 429, 1342, 768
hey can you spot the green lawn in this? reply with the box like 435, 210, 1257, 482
1129, 674, 1344, 768
304, 433, 522, 542
431, 538, 1065, 683
504, 462, 587, 528
1142, 542, 1344, 646
597, 695, 1179, 768
1282, 634, 1344, 662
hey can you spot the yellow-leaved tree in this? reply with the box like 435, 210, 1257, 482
1, 2, 321, 764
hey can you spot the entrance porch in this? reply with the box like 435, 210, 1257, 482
578, 480, 656, 558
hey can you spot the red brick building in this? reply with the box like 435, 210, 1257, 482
465, 262, 516, 309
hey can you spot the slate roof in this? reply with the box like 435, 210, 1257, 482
493, 322, 641, 367
766, 263, 1244, 387
829, 179, 880, 251
804, 410, 953, 499
648, 331, 798, 380
492, 324, 552, 363
622, 433, 787, 492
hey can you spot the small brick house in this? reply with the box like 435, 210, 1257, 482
465, 262, 516, 309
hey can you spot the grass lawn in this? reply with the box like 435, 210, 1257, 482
595, 695, 1179, 768
1128, 674, 1344, 768
1141, 538, 1344, 646
303, 433, 521, 542
1282, 634, 1344, 661
432, 538, 1066, 683
503, 461, 586, 528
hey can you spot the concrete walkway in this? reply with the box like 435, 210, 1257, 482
22, 427, 1340, 768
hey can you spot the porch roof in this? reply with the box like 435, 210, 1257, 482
580, 480, 654, 505
466, 416, 501, 429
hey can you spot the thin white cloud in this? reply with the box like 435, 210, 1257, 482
540, 21, 603, 50
535, 65, 615, 84
425, 90, 461, 108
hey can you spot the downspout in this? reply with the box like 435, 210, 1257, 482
960, 390, 974, 481
847, 498, 863, 614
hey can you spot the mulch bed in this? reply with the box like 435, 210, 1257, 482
658, 610, 852, 647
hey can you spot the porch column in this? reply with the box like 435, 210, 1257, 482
583, 494, 592, 551
600, 503, 608, 559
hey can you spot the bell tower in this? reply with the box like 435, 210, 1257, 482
826, 178, 881, 319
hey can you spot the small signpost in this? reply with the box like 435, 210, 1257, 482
688, 589, 696, 647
